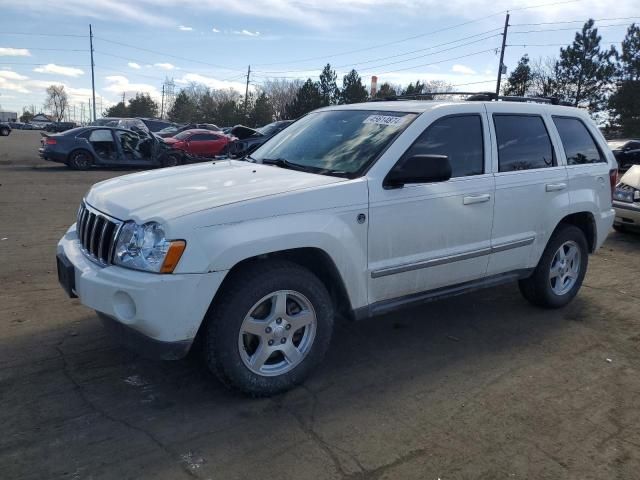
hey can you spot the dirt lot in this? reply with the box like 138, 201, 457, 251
1, 129, 640, 479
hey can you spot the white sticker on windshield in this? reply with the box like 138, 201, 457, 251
363, 115, 406, 127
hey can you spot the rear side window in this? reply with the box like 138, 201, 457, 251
494, 115, 555, 172
191, 133, 210, 141
553, 117, 604, 165
88, 130, 113, 142
403, 115, 484, 177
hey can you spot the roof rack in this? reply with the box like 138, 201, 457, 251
370, 91, 573, 106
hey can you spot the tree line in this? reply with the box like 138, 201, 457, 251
101, 19, 638, 135
503, 20, 639, 135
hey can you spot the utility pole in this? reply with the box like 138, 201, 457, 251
244, 65, 251, 118
89, 24, 97, 121
161, 84, 165, 119
122, 92, 125, 105
495, 12, 510, 95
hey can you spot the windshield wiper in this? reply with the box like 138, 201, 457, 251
262, 158, 349, 177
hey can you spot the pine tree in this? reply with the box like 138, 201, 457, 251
376, 82, 397, 99
250, 92, 274, 126
104, 101, 128, 118
168, 90, 197, 123
127, 93, 159, 118
286, 79, 324, 118
503, 55, 533, 96
340, 69, 368, 104
554, 19, 617, 110
402, 80, 425, 96
609, 23, 640, 136
319, 64, 339, 106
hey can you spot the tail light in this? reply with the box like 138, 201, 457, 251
609, 168, 618, 203
45, 137, 57, 145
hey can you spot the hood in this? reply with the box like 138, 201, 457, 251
85, 160, 346, 222
230, 125, 262, 140
163, 137, 180, 144
619, 165, 640, 189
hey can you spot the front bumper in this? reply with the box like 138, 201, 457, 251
57, 225, 226, 359
613, 201, 640, 230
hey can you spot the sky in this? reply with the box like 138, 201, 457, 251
0, 0, 638, 120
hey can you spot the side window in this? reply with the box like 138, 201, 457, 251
552, 116, 604, 165
494, 115, 555, 172
403, 115, 484, 177
88, 129, 113, 142
190, 134, 208, 141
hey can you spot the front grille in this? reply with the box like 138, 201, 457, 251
76, 202, 122, 265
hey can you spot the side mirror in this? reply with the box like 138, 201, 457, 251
384, 154, 452, 189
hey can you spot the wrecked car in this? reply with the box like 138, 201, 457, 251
163, 129, 235, 157
609, 139, 640, 171
613, 165, 640, 232
39, 126, 183, 170
157, 123, 221, 138
228, 120, 293, 157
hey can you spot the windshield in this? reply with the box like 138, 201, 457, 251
252, 110, 416, 176
174, 131, 192, 140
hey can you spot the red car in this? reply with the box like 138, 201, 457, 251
163, 129, 234, 157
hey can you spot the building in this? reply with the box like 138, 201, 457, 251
30, 113, 52, 127
0, 111, 18, 122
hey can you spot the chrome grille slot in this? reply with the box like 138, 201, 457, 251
76, 202, 122, 266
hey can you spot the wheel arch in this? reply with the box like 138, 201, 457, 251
555, 211, 597, 253
67, 147, 94, 162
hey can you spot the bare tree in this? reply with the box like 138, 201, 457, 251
45, 85, 69, 122
261, 78, 303, 120
530, 57, 559, 98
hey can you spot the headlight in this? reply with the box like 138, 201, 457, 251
113, 221, 185, 273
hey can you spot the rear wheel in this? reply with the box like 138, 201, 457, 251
613, 223, 627, 233
0, 127, 9, 136
161, 152, 182, 167
519, 224, 588, 308
203, 260, 334, 396
68, 150, 93, 170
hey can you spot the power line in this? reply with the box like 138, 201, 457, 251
0, 62, 89, 66
93, 36, 244, 72
4, 47, 86, 52
0, 31, 86, 38
510, 22, 636, 34
507, 40, 623, 47
510, 16, 640, 27
253, 28, 504, 74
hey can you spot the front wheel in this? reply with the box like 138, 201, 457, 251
203, 260, 334, 396
0, 128, 9, 136
161, 152, 182, 168
519, 224, 588, 308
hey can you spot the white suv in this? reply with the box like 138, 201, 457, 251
57, 99, 617, 395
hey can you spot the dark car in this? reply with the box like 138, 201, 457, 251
138, 118, 177, 133
39, 126, 183, 170
228, 120, 293, 158
157, 123, 221, 138
0, 123, 11, 136
9, 122, 25, 129
163, 129, 235, 157
91, 117, 150, 133
611, 140, 640, 170
45, 121, 78, 133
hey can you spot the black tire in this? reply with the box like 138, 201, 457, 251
67, 150, 93, 170
0, 128, 9, 136
203, 260, 334, 397
519, 224, 589, 309
161, 152, 182, 168
613, 223, 627, 233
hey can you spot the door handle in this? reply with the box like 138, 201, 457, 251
545, 183, 567, 192
463, 194, 491, 205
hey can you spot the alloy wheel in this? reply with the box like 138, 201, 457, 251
549, 240, 581, 296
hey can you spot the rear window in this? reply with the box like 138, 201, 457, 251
552, 117, 604, 165
494, 115, 555, 172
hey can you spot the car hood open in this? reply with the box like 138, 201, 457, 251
619, 165, 640, 189
85, 160, 346, 222
230, 125, 262, 140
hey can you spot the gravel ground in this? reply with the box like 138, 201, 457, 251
1, 129, 640, 480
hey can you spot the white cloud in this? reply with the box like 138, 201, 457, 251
0, 47, 31, 57
212, 27, 220, 33
33, 64, 84, 77
175, 73, 248, 93
0, 70, 29, 81
128, 62, 141, 69
103, 75, 161, 99
451, 64, 476, 75
233, 29, 260, 37
178, 25, 193, 31
154, 62, 175, 70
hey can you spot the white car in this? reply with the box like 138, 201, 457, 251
613, 165, 640, 232
57, 99, 617, 395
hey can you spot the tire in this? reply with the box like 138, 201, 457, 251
519, 224, 588, 309
161, 152, 182, 168
203, 260, 334, 397
613, 224, 627, 233
0, 128, 9, 136
67, 150, 93, 170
